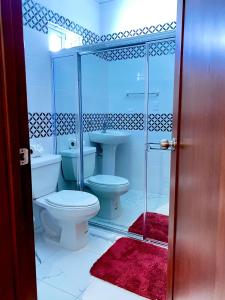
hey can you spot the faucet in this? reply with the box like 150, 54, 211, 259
102, 121, 108, 133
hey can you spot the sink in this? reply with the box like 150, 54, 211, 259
89, 130, 130, 175
89, 130, 130, 145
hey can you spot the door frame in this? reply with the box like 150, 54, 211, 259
167, 0, 185, 299
0, 0, 185, 299
0, 0, 37, 299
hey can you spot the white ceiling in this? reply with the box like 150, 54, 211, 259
95, 0, 116, 4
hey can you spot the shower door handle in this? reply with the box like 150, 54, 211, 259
146, 138, 177, 151
159, 138, 177, 151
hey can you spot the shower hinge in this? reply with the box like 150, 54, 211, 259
19, 148, 29, 166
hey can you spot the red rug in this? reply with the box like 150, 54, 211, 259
128, 212, 169, 243
90, 237, 167, 300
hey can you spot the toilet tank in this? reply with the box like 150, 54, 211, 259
60, 146, 96, 181
31, 154, 62, 199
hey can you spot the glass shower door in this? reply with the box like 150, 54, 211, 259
144, 39, 176, 243
79, 45, 147, 237
52, 54, 81, 190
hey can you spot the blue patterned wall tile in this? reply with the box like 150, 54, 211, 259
22, 0, 100, 44
82, 113, 108, 132
95, 40, 175, 61
99, 22, 176, 42
28, 112, 172, 138
148, 113, 173, 131
28, 112, 54, 138
22, 0, 176, 47
108, 113, 145, 130
55, 113, 77, 136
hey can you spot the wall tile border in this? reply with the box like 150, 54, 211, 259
22, 0, 100, 44
28, 112, 173, 138
99, 22, 176, 42
28, 112, 54, 138
22, 0, 176, 46
96, 40, 176, 61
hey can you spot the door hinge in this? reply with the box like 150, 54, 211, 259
19, 148, 29, 166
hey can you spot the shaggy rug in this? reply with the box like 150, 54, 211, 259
128, 212, 169, 243
90, 237, 167, 300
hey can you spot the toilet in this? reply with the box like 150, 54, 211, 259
31, 154, 100, 251
85, 175, 129, 219
61, 147, 129, 220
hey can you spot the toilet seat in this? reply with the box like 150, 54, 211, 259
86, 175, 129, 188
34, 190, 100, 251
45, 190, 99, 208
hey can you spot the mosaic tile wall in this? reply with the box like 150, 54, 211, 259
22, 0, 100, 44
25, 1, 175, 140
95, 40, 175, 61
99, 22, 176, 42
22, 0, 176, 46
28, 113, 173, 138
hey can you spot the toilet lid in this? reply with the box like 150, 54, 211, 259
45, 190, 98, 208
87, 175, 129, 186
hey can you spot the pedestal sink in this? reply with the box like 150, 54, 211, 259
89, 130, 130, 175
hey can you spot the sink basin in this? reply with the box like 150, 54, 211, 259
89, 130, 130, 175
89, 130, 130, 145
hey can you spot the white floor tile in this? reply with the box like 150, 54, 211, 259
37, 280, 76, 300
89, 226, 123, 242
35, 232, 60, 263
85, 234, 113, 255
35, 227, 152, 300
80, 278, 148, 300
36, 254, 64, 282
36, 232, 115, 298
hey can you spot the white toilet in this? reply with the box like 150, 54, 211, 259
61, 147, 129, 219
31, 154, 100, 251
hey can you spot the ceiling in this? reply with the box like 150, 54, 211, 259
95, 0, 116, 4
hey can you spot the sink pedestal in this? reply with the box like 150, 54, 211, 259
102, 144, 117, 175
89, 130, 130, 175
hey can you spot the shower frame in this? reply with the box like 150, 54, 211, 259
51, 30, 176, 246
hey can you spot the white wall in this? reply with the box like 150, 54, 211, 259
24, 0, 101, 153
107, 54, 175, 194
24, 0, 177, 153
79, 51, 175, 196
37, 0, 101, 33
99, 0, 177, 34
24, 0, 176, 197
24, 27, 55, 152
82, 55, 109, 114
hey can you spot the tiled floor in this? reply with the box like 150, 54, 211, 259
92, 189, 169, 231
35, 227, 148, 300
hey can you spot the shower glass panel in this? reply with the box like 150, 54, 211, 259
51, 32, 176, 242
53, 55, 80, 190
80, 46, 147, 235
144, 39, 175, 243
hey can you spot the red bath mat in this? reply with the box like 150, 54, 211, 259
128, 212, 169, 243
90, 237, 167, 300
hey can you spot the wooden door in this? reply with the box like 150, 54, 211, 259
168, 0, 225, 299
0, 0, 37, 299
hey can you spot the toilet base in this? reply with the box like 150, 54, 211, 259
97, 194, 121, 220
60, 220, 89, 251
42, 220, 89, 251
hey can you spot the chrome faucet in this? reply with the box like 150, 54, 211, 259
102, 121, 108, 133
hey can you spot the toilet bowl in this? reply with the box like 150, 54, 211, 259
85, 175, 129, 219
60, 147, 130, 220
31, 154, 100, 251
35, 190, 99, 250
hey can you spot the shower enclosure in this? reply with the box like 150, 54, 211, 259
52, 31, 176, 245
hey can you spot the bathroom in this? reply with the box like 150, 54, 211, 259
24, 0, 177, 299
